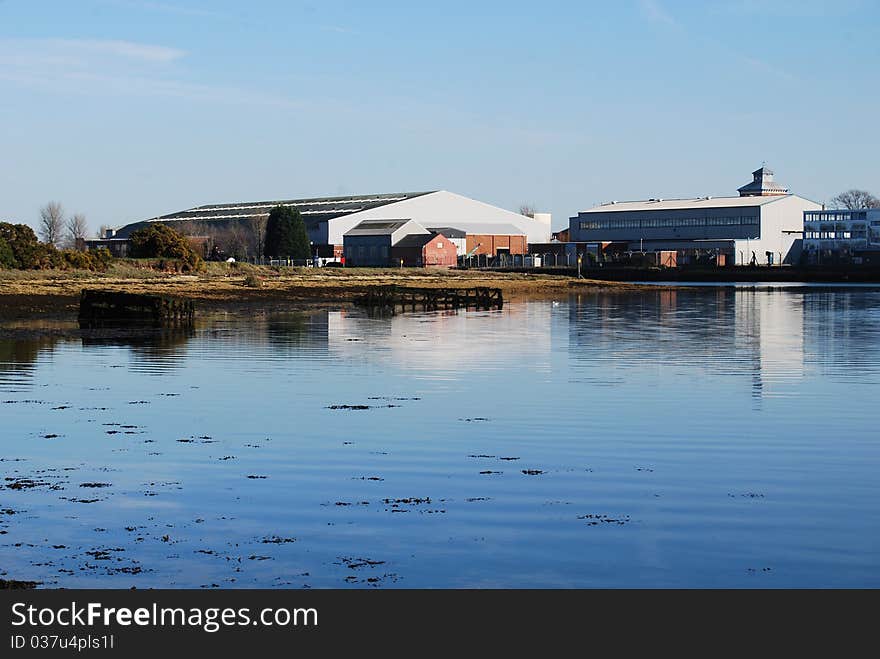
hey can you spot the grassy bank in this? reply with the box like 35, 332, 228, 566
0, 263, 647, 322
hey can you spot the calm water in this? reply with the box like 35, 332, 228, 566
2, 288, 879, 588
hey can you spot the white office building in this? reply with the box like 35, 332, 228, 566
803, 208, 880, 263
569, 167, 820, 265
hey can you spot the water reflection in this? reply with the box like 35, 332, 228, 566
80, 328, 195, 375
3, 292, 880, 588
0, 336, 62, 390
567, 288, 880, 400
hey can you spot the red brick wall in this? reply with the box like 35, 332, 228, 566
422, 233, 457, 267
465, 234, 527, 256
392, 234, 458, 267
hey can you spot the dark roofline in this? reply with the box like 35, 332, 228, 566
154, 191, 436, 219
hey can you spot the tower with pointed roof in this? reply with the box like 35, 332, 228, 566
738, 166, 789, 197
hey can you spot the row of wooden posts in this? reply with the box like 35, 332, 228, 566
353, 286, 503, 311
78, 285, 503, 328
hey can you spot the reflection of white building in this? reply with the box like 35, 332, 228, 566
326, 306, 552, 375
803, 208, 880, 263
734, 289, 805, 396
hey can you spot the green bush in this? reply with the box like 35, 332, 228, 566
0, 236, 13, 268
0, 222, 42, 269
129, 224, 203, 272
59, 247, 113, 272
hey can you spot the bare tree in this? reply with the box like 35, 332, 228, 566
65, 213, 89, 250
518, 204, 536, 218
249, 214, 269, 259
830, 189, 880, 210
39, 201, 65, 246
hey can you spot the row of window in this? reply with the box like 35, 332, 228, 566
804, 231, 865, 240
804, 222, 866, 232
804, 212, 868, 222
578, 216, 760, 231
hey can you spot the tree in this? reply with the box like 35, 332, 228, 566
518, 204, 536, 218
830, 189, 880, 210
250, 215, 269, 259
129, 223, 203, 271
0, 236, 13, 268
39, 201, 65, 246
65, 213, 89, 249
264, 205, 310, 259
0, 222, 42, 269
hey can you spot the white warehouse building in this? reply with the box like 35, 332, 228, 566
111, 190, 551, 259
569, 167, 821, 266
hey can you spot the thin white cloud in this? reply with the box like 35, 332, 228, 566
639, 0, 678, 26
54, 39, 186, 63
0, 38, 185, 65
0, 38, 299, 109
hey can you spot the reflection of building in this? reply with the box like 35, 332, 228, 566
326, 305, 552, 373
803, 208, 880, 264
567, 287, 806, 400
569, 167, 820, 265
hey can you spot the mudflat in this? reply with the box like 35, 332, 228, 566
0, 264, 645, 322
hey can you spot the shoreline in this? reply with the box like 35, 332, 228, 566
0, 267, 652, 324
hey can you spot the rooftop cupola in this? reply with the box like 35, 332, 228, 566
738, 165, 790, 196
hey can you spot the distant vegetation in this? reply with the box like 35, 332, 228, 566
0, 222, 112, 271
128, 223, 204, 272
264, 205, 310, 259
830, 189, 880, 210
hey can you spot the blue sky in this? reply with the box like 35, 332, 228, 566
1, 0, 878, 233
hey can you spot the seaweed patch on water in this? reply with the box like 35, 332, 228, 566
0, 578, 41, 589
459, 417, 489, 422
327, 403, 400, 410
577, 513, 631, 526
5, 477, 63, 491
261, 536, 296, 544
521, 469, 544, 475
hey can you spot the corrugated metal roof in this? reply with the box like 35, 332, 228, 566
393, 234, 435, 248
115, 192, 435, 237
578, 195, 790, 214
344, 219, 418, 236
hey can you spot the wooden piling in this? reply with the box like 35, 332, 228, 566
78, 289, 195, 328
353, 286, 502, 311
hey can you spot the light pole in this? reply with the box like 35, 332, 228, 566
577, 254, 583, 279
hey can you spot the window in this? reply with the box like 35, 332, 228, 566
436, 242, 443, 248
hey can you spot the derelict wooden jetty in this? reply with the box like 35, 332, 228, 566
78, 289, 195, 328
353, 285, 503, 311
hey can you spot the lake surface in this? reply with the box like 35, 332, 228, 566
2, 288, 879, 588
